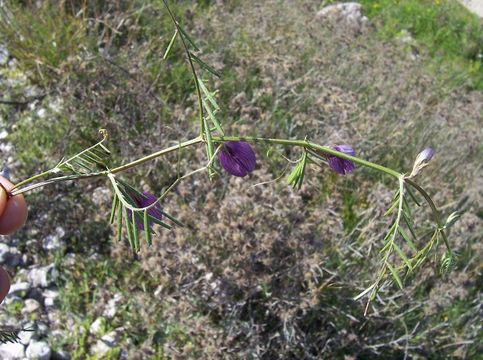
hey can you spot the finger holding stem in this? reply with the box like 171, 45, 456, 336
0, 176, 28, 235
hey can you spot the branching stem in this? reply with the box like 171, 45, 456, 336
404, 178, 451, 254
9, 135, 402, 196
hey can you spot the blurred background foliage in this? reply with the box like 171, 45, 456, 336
0, 0, 482, 358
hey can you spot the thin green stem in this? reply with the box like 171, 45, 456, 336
9, 168, 53, 192
364, 175, 404, 316
109, 136, 203, 174
404, 177, 452, 254
9, 137, 203, 196
213, 136, 402, 179
10, 172, 105, 196
162, 0, 205, 136
10, 134, 404, 196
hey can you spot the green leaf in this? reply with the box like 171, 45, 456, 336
132, 211, 140, 252
384, 198, 399, 216
393, 243, 413, 271
190, 53, 221, 77
203, 101, 224, 135
144, 210, 152, 246
82, 152, 103, 164
116, 203, 123, 243
401, 215, 418, 244
386, 262, 403, 289
381, 222, 397, 250
177, 24, 200, 51
57, 136, 111, 175
199, 78, 220, 110
353, 283, 376, 301
287, 165, 301, 187
109, 193, 118, 224
398, 227, 418, 253
287, 152, 307, 190
406, 187, 421, 206
306, 149, 327, 162
203, 115, 216, 180
163, 30, 178, 59
124, 207, 134, 250
162, 210, 184, 227
440, 250, 456, 274
147, 213, 172, 230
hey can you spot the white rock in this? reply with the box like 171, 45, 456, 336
398, 29, 414, 44
42, 236, 60, 251
35, 108, 47, 119
53, 350, 71, 359
28, 265, 58, 288
315, 2, 368, 33
43, 288, 59, 308
63, 253, 76, 267
103, 293, 122, 318
48, 98, 64, 114
0, 243, 22, 267
22, 299, 41, 314
0, 342, 25, 359
43, 227, 65, 251
26, 340, 51, 360
35, 322, 49, 337
47, 310, 61, 326
23, 86, 41, 99
0, 45, 8, 66
18, 329, 36, 346
8, 282, 31, 298
89, 317, 106, 336
317, 2, 361, 18
51, 329, 63, 341
4, 294, 22, 306
0, 143, 13, 155
0, 129, 8, 140
90, 330, 119, 357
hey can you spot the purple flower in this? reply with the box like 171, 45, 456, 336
128, 192, 163, 231
328, 145, 356, 175
415, 148, 434, 164
410, 147, 434, 177
218, 141, 256, 177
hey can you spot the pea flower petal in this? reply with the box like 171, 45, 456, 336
328, 145, 356, 175
410, 147, 434, 177
129, 192, 163, 231
415, 147, 434, 164
218, 141, 256, 177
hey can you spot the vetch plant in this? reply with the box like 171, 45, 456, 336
327, 145, 356, 175
3, 0, 457, 326
218, 141, 257, 177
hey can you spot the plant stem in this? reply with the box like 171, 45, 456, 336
9, 169, 53, 192
404, 177, 452, 253
109, 136, 203, 174
162, 0, 205, 137
10, 134, 405, 196
213, 136, 402, 179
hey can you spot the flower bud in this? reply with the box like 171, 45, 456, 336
415, 148, 434, 165
409, 147, 434, 177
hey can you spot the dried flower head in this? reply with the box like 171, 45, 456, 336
328, 145, 356, 175
218, 141, 256, 177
